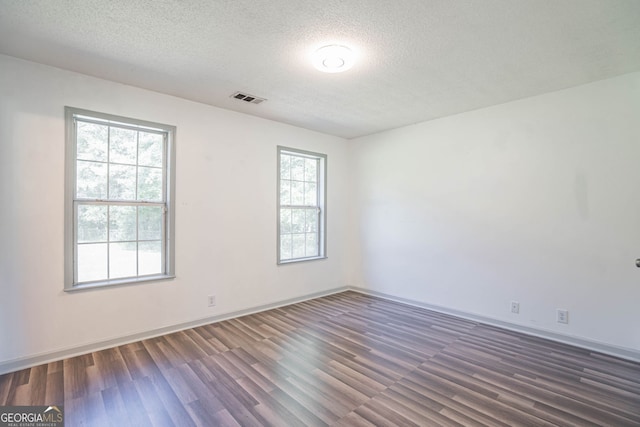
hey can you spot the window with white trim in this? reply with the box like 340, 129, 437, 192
65, 107, 175, 289
278, 146, 326, 263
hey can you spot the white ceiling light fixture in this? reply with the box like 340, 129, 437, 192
312, 45, 355, 73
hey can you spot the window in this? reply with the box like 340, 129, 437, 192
64, 107, 175, 289
277, 146, 326, 263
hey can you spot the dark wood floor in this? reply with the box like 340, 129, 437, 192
1, 291, 639, 426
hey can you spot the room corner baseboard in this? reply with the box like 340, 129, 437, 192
0, 286, 349, 376
348, 287, 640, 363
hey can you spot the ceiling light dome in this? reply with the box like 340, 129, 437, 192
312, 45, 354, 73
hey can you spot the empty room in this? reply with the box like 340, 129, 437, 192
1, 1, 639, 426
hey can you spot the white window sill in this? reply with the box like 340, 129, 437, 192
65, 274, 176, 292
278, 256, 327, 265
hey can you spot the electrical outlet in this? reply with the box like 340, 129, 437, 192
557, 309, 568, 324
207, 295, 216, 307
510, 301, 520, 314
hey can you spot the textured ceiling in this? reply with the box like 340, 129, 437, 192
1, 0, 639, 138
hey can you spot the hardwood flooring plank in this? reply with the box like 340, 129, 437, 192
399, 373, 512, 426
268, 376, 341, 424
373, 390, 464, 427
140, 337, 175, 371
194, 324, 230, 353
182, 328, 221, 357
452, 391, 556, 427
228, 317, 270, 341
220, 350, 275, 393
287, 327, 360, 362
416, 360, 565, 426
374, 388, 450, 425
67, 392, 110, 427
333, 411, 378, 427
253, 311, 297, 335
161, 366, 198, 406
63, 356, 89, 400
355, 400, 421, 427
146, 372, 197, 427
529, 400, 607, 427
429, 351, 609, 425
45, 370, 64, 406
444, 339, 640, 418
27, 364, 47, 404
13, 368, 31, 386
351, 351, 414, 382
119, 344, 162, 380
266, 386, 329, 426
237, 376, 308, 427
195, 382, 265, 426
101, 386, 135, 427
158, 332, 196, 366
209, 408, 243, 427
162, 333, 206, 365
321, 361, 385, 398
0, 373, 19, 406
0, 372, 14, 405
171, 363, 225, 415
303, 321, 372, 355
117, 379, 155, 427
12, 383, 32, 405
580, 375, 640, 401
184, 400, 222, 427
285, 373, 354, 418
215, 322, 261, 350
326, 356, 398, 389
194, 357, 259, 409
383, 385, 478, 427
134, 375, 179, 427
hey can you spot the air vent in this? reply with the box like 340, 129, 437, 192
231, 92, 266, 105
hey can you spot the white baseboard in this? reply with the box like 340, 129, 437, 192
348, 287, 640, 363
0, 286, 349, 375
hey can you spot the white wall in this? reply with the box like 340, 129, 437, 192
0, 54, 350, 366
348, 72, 640, 354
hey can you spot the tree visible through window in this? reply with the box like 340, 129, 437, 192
278, 146, 326, 263
65, 108, 175, 289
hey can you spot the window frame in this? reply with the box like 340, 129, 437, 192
64, 107, 176, 291
277, 146, 327, 264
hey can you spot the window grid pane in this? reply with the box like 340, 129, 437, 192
77, 243, 108, 282
76, 160, 108, 199
72, 113, 170, 285
77, 204, 108, 243
139, 241, 162, 275
77, 122, 108, 162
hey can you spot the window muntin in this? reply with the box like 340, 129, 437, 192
278, 147, 326, 263
65, 108, 175, 289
